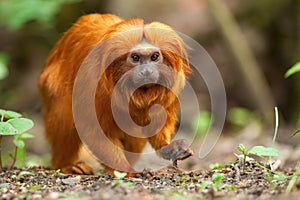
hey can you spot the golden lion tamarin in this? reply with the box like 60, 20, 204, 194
39, 14, 193, 176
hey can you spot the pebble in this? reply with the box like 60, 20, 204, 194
62, 176, 81, 185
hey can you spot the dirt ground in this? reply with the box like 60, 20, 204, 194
0, 161, 299, 200
1, 133, 300, 200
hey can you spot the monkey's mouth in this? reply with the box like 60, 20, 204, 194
142, 83, 155, 88
139, 83, 156, 91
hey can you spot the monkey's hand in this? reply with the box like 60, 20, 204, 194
159, 139, 194, 168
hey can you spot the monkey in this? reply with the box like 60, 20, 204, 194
38, 14, 193, 176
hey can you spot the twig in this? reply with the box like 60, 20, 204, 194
234, 164, 240, 182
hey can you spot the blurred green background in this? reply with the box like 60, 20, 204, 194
0, 0, 299, 164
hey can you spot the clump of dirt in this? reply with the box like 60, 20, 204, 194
0, 159, 299, 199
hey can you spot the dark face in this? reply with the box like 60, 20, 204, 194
127, 39, 162, 88
106, 38, 175, 94
104, 37, 184, 110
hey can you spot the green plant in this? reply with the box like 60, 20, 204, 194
51, 169, 61, 177
236, 107, 281, 172
237, 143, 280, 172
285, 62, 300, 78
0, 52, 9, 81
200, 173, 235, 192
265, 171, 287, 187
177, 177, 190, 188
285, 62, 300, 193
286, 160, 300, 193
0, 0, 81, 31
111, 171, 133, 188
0, 109, 34, 171
285, 62, 300, 128
209, 163, 223, 170
191, 111, 211, 138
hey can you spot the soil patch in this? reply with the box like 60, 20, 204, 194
0, 159, 299, 199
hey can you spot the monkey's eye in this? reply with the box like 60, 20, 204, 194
131, 54, 140, 62
151, 53, 160, 62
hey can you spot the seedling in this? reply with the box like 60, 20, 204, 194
178, 177, 190, 188
237, 107, 281, 172
111, 171, 133, 188
0, 109, 34, 171
286, 160, 300, 193
51, 169, 61, 177
237, 143, 280, 172
285, 62, 300, 193
200, 173, 235, 192
209, 163, 223, 170
265, 171, 287, 188
28, 184, 42, 191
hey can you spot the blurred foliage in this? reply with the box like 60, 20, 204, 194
228, 107, 251, 127
191, 111, 211, 139
227, 107, 260, 130
0, 53, 9, 81
238, 0, 291, 27
0, 109, 34, 169
0, 0, 81, 31
285, 62, 300, 78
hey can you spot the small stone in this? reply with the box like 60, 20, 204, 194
62, 176, 81, 185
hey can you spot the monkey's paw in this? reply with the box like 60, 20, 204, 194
159, 139, 194, 167
60, 161, 94, 175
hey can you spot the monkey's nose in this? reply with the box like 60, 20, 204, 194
139, 68, 153, 77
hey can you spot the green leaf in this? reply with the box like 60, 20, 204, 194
0, 121, 18, 135
0, 109, 22, 120
28, 184, 42, 191
113, 171, 127, 179
212, 173, 224, 184
7, 118, 33, 134
248, 146, 280, 157
209, 163, 223, 170
200, 181, 211, 191
13, 135, 25, 148
19, 133, 35, 139
285, 62, 300, 78
237, 144, 246, 154
52, 169, 61, 176
212, 183, 220, 191
0, 53, 9, 80
221, 184, 236, 190
121, 182, 133, 188
13, 133, 34, 148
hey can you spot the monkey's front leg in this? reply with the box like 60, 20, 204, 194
148, 124, 193, 167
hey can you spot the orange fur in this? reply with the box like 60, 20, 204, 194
39, 14, 190, 174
